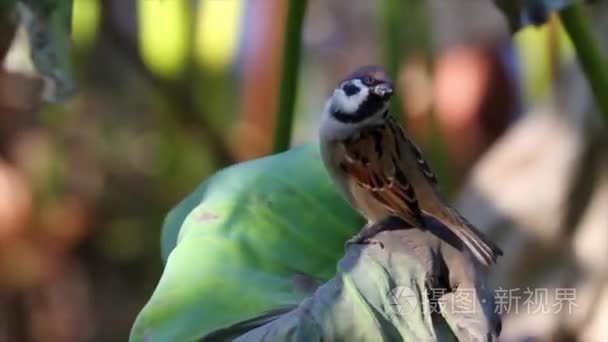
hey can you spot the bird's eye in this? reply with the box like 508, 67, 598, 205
362, 76, 374, 86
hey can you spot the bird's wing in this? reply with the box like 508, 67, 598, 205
387, 116, 439, 185
339, 125, 423, 224
389, 117, 503, 266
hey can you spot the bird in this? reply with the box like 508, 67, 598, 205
318, 65, 502, 266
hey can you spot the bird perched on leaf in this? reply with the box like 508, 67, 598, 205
319, 65, 502, 266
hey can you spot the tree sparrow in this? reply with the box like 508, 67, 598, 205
319, 65, 502, 266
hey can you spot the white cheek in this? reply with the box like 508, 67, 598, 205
332, 87, 369, 114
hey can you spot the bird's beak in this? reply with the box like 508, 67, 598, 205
371, 83, 393, 98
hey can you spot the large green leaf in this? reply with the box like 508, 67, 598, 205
131, 143, 364, 341
232, 242, 441, 342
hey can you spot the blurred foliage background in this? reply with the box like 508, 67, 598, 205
0, 0, 606, 341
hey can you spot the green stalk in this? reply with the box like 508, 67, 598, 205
381, 0, 404, 83
381, 0, 406, 124
560, 2, 608, 121
272, 0, 308, 153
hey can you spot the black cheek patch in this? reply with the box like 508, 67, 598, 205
331, 91, 387, 124
342, 83, 360, 96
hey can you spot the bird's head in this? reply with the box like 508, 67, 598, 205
327, 65, 394, 124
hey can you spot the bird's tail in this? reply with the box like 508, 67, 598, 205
439, 206, 503, 267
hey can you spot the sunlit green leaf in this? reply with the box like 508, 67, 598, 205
232, 245, 441, 342
131, 144, 364, 341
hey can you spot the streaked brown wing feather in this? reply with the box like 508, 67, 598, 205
387, 116, 438, 185
340, 126, 423, 224
386, 117, 501, 266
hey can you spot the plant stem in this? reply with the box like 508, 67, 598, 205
381, 0, 404, 82
381, 0, 406, 124
272, 0, 308, 153
560, 2, 608, 121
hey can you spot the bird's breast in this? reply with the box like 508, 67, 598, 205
320, 138, 392, 222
